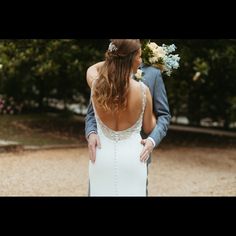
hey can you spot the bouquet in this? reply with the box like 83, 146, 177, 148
142, 41, 180, 76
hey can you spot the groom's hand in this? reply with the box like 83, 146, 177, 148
88, 133, 101, 163
140, 139, 154, 162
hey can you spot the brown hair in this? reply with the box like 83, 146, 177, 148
93, 39, 141, 112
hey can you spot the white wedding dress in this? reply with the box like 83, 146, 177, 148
89, 81, 147, 196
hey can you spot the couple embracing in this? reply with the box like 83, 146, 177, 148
85, 39, 171, 196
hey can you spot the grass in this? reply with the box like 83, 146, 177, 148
1, 113, 236, 148
0, 113, 86, 146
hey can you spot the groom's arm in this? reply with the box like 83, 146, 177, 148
85, 62, 106, 162
85, 61, 105, 138
85, 101, 101, 163
148, 70, 171, 148
85, 101, 97, 139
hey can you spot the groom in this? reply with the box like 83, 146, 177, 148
85, 61, 171, 194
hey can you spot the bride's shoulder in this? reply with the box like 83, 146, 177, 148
139, 81, 148, 90
131, 81, 148, 95
131, 79, 143, 90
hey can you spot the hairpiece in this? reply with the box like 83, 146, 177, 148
108, 42, 118, 52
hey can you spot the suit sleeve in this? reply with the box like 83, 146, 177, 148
84, 100, 97, 139
148, 70, 171, 147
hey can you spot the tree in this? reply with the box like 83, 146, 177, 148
0, 39, 106, 112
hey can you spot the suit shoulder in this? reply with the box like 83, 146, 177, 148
142, 65, 161, 75
142, 65, 162, 81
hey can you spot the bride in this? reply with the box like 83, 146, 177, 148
87, 39, 156, 196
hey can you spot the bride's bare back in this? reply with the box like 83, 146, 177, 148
93, 79, 156, 134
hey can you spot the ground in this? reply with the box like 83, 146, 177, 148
0, 146, 235, 196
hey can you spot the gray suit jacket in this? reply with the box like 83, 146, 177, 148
85, 64, 171, 149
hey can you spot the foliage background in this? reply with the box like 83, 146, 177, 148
0, 39, 236, 129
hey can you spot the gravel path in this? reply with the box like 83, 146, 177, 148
0, 147, 236, 196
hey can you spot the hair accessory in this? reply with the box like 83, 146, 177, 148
108, 42, 118, 52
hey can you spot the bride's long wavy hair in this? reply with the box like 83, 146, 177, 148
93, 39, 141, 112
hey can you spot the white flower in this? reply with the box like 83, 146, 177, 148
0, 64, 3, 70
134, 69, 143, 80
148, 42, 158, 51
149, 56, 157, 64
155, 47, 166, 58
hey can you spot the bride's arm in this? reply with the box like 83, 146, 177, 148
143, 87, 156, 134
86, 61, 105, 88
